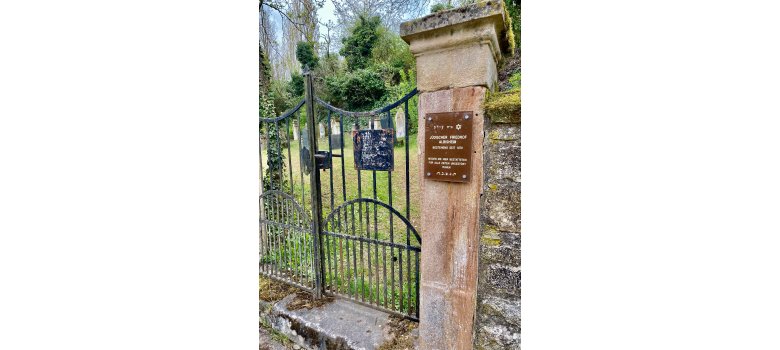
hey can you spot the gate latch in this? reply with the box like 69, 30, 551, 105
314, 151, 332, 170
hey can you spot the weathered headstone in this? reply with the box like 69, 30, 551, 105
329, 118, 342, 148
300, 129, 311, 175
292, 120, 300, 141
395, 108, 406, 142
318, 122, 325, 138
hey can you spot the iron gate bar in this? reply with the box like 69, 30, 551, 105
304, 71, 325, 299
260, 99, 304, 123
404, 100, 411, 315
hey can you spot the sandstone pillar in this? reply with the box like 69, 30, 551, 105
400, 3, 509, 349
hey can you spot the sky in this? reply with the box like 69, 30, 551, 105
266, 0, 338, 47
320, 0, 337, 24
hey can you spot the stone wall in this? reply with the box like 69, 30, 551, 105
474, 89, 520, 349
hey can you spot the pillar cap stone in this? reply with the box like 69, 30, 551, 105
400, 1, 510, 59
400, 1, 510, 92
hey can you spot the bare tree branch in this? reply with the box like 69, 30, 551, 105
261, 1, 306, 33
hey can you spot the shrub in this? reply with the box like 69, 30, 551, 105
325, 69, 388, 111
371, 27, 415, 83
340, 15, 382, 71
287, 72, 304, 98
295, 41, 319, 70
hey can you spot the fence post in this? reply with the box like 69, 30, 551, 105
304, 69, 325, 299
401, 3, 510, 349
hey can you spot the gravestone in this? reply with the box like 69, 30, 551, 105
395, 108, 406, 144
370, 117, 382, 130
292, 120, 300, 141
329, 118, 342, 148
300, 129, 312, 175
318, 122, 325, 138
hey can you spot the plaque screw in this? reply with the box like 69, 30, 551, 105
464, 115, 470, 120
427, 117, 432, 121
427, 172, 431, 176
462, 174, 467, 179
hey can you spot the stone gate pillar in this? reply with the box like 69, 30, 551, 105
401, 3, 509, 349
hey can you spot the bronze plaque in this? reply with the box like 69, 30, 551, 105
424, 111, 473, 183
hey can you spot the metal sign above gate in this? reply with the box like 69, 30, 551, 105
353, 129, 395, 171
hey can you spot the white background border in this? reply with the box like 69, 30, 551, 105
1, 0, 780, 349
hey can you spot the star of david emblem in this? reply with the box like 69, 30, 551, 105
456, 124, 462, 130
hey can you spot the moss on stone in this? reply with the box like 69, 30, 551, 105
485, 88, 520, 124
481, 224, 502, 246
488, 183, 498, 191
482, 236, 502, 246
503, 5, 516, 54
488, 128, 519, 142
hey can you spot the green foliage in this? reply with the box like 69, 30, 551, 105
371, 27, 415, 83
504, 0, 520, 51
295, 41, 319, 70
260, 45, 272, 94
430, 3, 454, 13
287, 72, 305, 98
262, 124, 288, 193
340, 15, 382, 71
390, 69, 419, 135
269, 80, 292, 115
326, 68, 387, 111
509, 72, 520, 90
260, 90, 288, 194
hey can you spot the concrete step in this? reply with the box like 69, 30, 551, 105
260, 292, 418, 350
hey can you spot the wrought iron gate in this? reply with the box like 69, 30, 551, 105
260, 72, 422, 320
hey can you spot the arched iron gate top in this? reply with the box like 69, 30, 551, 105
314, 88, 418, 117
324, 198, 421, 245
259, 99, 304, 123
259, 190, 311, 225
